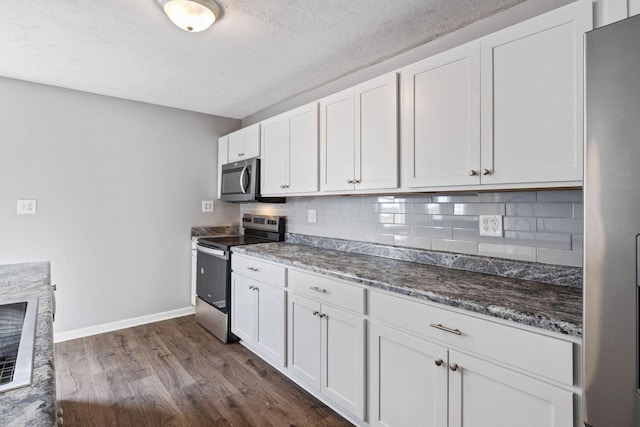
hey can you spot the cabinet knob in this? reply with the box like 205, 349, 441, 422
481, 169, 492, 176
468, 170, 477, 176
434, 359, 443, 366
450, 363, 459, 372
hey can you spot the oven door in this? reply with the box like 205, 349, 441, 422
195, 244, 229, 312
220, 158, 256, 202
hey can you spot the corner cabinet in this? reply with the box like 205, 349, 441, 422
287, 269, 367, 421
479, 0, 592, 185
227, 122, 260, 162
260, 102, 319, 196
320, 72, 399, 193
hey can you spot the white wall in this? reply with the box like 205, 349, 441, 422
0, 77, 240, 335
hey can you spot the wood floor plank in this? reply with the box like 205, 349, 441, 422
55, 315, 354, 426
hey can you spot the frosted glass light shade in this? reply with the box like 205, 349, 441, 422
160, 0, 221, 32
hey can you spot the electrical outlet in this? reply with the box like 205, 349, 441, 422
202, 201, 214, 213
479, 215, 503, 237
17, 199, 37, 215
307, 209, 317, 223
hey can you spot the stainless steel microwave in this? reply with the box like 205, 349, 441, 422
220, 157, 284, 203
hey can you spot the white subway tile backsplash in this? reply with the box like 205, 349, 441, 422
478, 243, 537, 262
394, 235, 433, 249
537, 218, 584, 234
453, 228, 504, 244
432, 239, 478, 255
478, 191, 537, 202
537, 189, 583, 202
504, 231, 572, 250
412, 225, 453, 239
506, 203, 573, 218
244, 189, 583, 267
454, 203, 505, 216
503, 216, 537, 231
537, 248, 583, 267
572, 203, 583, 218
412, 203, 454, 215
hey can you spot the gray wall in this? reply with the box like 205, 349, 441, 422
0, 77, 240, 334
241, 189, 583, 267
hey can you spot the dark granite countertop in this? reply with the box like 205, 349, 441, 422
0, 262, 56, 427
233, 242, 583, 337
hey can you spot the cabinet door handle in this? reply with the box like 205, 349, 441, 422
310, 286, 327, 293
319, 313, 327, 319
481, 168, 492, 176
354, 179, 361, 184
450, 363, 459, 372
238, 152, 245, 157
247, 267, 259, 272
434, 359, 443, 366
347, 179, 354, 184
430, 323, 462, 335
312, 311, 319, 316
468, 170, 477, 176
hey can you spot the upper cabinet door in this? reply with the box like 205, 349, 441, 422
288, 103, 319, 194
320, 88, 356, 192
217, 135, 229, 199
402, 41, 481, 188
355, 73, 399, 191
261, 116, 289, 195
228, 122, 261, 162
480, 0, 592, 185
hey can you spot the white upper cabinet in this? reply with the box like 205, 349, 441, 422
261, 102, 319, 196
479, 0, 592, 185
228, 122, 261, 162
320, 88, 355, 192
321, 72, 399, 193
217, 135, 229, 199
402, 41, 481, 188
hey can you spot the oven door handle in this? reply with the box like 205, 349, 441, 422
239, 166, 249, 194
196, 245, 228, 259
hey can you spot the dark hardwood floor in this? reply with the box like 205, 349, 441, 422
55, 315, 353, 427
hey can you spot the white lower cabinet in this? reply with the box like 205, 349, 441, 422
370, 322, 448, 427
448, 350, 573, 427
230, 273, 286, 367
369, 289, 578, 427
288, 291, 366, 421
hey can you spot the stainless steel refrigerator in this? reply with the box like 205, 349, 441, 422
584, 13, 640, 426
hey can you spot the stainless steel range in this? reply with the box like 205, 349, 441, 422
195, 214, 285, 343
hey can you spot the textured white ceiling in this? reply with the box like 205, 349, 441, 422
0, 0, 524, 119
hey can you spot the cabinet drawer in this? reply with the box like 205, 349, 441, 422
370, 290, 573, 386
288, 269, 366, 314
232, 254, 286, 287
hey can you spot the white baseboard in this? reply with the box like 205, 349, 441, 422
54, 305, 195, 343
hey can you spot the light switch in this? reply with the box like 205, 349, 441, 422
202, 201, 214, 213
17, 199, 37, 215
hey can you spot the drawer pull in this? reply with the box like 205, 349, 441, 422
430, 323, 462, 335
450, 363, 459, 372
247, 267, 260, 272
434, 359, 443, 367
310, 286, 327, 293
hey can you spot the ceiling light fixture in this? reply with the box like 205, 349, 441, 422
157, 0, 222, 32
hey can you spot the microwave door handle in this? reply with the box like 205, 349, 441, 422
240, 166, 248, 194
